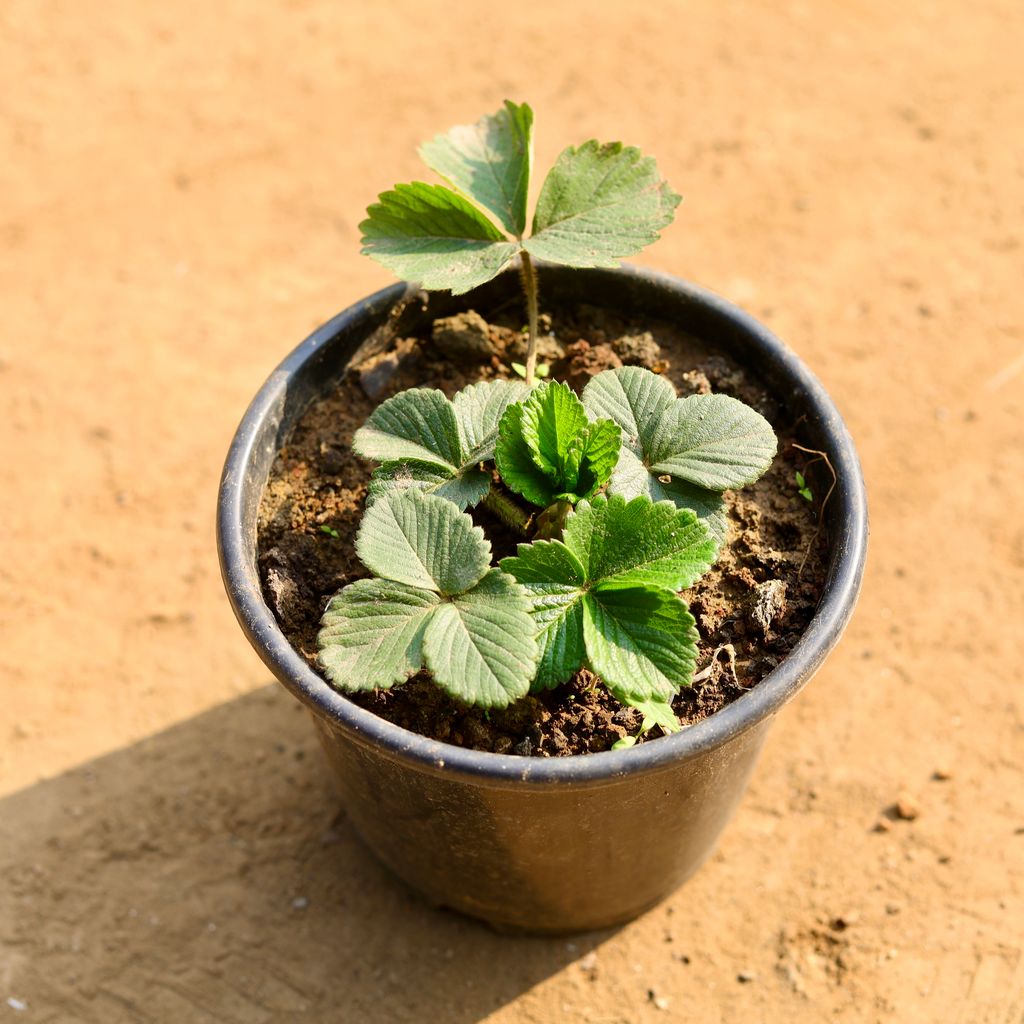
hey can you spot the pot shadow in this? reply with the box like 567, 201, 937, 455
0, 685, 613, 1022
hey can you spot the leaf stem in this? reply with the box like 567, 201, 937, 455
482, 484, 533, 536
519, 250, 540, 386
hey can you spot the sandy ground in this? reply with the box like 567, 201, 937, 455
2, 1, 1022, 1021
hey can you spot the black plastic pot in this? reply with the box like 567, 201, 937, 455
217, 265, 868, 934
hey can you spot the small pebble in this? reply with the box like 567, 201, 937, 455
932, 767, 952, 781
830, 911, 860, 931
578, 951, 599, 975
647, 989, 670, 1010
894, 795, 919, 821
737, 970, 757, 983
292, 896, 309, 910
6, 998, 27, 1012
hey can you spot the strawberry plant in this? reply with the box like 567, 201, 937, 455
317, 103, 779, 737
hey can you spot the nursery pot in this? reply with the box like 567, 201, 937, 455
217, 264, 868, 934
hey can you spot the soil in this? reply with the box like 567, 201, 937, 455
256, 304, 827, 755
4, 3, 1023, 1021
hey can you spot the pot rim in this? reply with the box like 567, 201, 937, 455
217, 264, 868, 789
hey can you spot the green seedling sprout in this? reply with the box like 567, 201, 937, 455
360, 101, 680, 386
319, 103, 779, 737
795, 470, 813, 502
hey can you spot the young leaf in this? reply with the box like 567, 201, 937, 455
583, 585, 699, 702
423, 570, 538, 707
419, 100, 533, 238
360, 182, 518, 294
318, 579, 440, 690
501, 495, 715, 696
523, 141, 681, 267
355, 490, 490, 596
582, 366, 776, 532
495, 381, 622, 507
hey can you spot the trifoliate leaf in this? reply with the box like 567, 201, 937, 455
360, 182, 518, 294
495, 381, 621, 507
498, 539, 587, 690
356, 490, 490, 596
501, 494, 714, 695
318, 579, 440, 690
647, 393, 778, 490
422, 569, 539, 707
582, 366, 776, 514
562, 494, 718, 591
353, 388, 462, 470
419, 101, 533, 238
583, 585, 699, 702
367, 460, 491, 511
451, 378, 531, 462
523, 141, 680, 267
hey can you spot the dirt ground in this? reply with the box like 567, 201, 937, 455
2, 1, 1022, 1021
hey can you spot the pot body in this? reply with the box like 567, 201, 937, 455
218, 265, 868, 934
312, 711, 772, 931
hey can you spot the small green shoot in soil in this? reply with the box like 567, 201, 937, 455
319, 524, 340, 538
359, 101, 680, 386
795, 471, 813, 502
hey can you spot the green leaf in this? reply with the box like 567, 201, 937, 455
367, 460, 491, 511
582, 366, 776, 511
356, 490, 491, 596
563, 494, 718, 591
318, 579, 440, 691
648, 393, 778, 490
562, 418, 622, 501
520, 380, 589, 478
523, 141, 680, 267
451, 378, 531, 462
611, 735, 637, 750
422, 569, 539, 708
353, 388, 462, 470
419, 100, 533, 238
360, 182, 518, 294
581, 366, 677, 456
583, 585, 699, 702
499, 539, 587, 690
357, 384, 524, 511
494, 400, 560, 508
626, 695, 682, 735
596, 446, 729, 542
495, 381, 622, 507
501, 495, 714, 695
